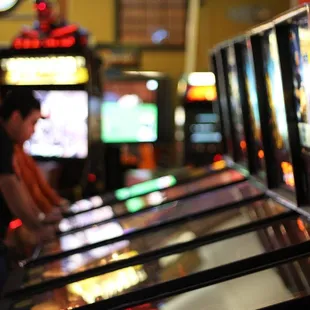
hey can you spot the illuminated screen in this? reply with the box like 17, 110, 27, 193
227, 46, 247, 161
290, 19, 310, 151
263, 30, 294, 189
242, 40, 266, 175
24, 90, 88, 158
101, 80, 158, 143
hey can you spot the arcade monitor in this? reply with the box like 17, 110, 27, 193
23, 90, 88, 159
101, 79, 158, 144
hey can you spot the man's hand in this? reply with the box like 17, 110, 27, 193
44, 207, 63, 224
35, 225, 57, 242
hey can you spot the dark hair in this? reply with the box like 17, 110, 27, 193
0, 89, 41, 121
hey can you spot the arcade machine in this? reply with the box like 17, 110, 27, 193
176, 72, 223, 166
0, 0, 104, 197
101, 70, 174, 190
2, 195, 310, 309
4, 7, 310, 308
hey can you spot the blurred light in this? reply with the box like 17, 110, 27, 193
146, 79, 159, 91
175, 106, 185, 126
37, 2, 47, 11
9, 219, 22, 230
188, 72, 216, 86
258, 150, 264, 159
213, 154, 223, 162
240, 140, 247, 149
88, 173, 97, 183
151, 29, 168, 44
186, 85, 217, 101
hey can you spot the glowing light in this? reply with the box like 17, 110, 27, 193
9, 219, 22, 230
258, 150, 265, 159
213, 154, 223, 162
1, 56, 88, 85
186, 85, 217, 102
37, 2, 47, 11
188, 72, 216, 86
240, 140, 247, 150
146, 79, 159, 91
281, 161, 295, 187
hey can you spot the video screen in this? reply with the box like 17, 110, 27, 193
290, 19, 310, 150
242, 40, 266, 176
24, 90, 88, 158
227, 46, 247, 162
263, 30, 294, 189
101, 80, 158, 143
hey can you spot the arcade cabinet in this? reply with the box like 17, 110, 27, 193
176, 72, 223, 166
0, 0, 104, 197
102, 71, 174, 190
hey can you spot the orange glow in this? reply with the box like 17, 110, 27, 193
297, 218, 307, 233
240, 140, 247, 150
258, 150, 264, 159
186, 85, 217, 102
281, 161, 295, 187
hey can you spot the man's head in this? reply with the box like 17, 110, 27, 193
0, 90, 41, 144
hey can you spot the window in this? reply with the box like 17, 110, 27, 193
116, 0, 187, 48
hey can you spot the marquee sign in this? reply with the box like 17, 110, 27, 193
0, 55, 89, 85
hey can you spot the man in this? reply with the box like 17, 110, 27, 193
0, 90, 62, 288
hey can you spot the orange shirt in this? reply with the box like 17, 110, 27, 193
14, 145, 61, 214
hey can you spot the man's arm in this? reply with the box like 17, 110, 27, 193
0, 174, 43, 231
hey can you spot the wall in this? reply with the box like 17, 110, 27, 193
197, 0, 291, 70
0, 0, 291, 87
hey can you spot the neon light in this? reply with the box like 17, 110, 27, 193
115, 175, 177, 201
12, 36, 76, 50
9, 219, 22, 230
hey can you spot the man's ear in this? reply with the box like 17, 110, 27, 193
11, 111, 22, 122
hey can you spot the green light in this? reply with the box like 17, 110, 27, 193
115, 175, 177, 201
125, 197, 145, 213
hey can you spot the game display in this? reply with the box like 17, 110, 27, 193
101, 80, 158, 143
23, 90, 88, 159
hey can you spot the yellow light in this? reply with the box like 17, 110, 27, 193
211, 160, 226, 171
1, 56, 89, 85
187, 85, 217, 101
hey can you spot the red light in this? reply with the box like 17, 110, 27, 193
37, 2, 47, 11
9, 219, 23, 230
88, 174, 97, 183
213, 154, 222, 162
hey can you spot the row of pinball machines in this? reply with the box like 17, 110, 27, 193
4, 3, 310, 310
